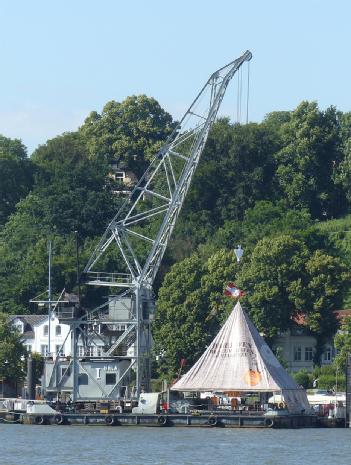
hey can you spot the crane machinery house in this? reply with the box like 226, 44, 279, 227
42, 296, 139, 401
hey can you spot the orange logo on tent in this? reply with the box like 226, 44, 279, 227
244, 370, 262, 386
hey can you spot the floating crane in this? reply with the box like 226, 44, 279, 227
47, 50, 252, 403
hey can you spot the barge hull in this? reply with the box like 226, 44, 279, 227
13, 413, 345, 428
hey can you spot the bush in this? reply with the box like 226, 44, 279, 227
151, 378, 164, 392
292, 369, 312, 389
315, 374, 346, 391
312, 365, 337, 377
310, 364, 346, 391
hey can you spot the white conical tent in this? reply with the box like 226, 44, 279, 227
171, 301, 310, 413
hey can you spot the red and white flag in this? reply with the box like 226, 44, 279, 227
224, 282, 246, 299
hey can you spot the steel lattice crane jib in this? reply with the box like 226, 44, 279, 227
55, 51, 253, 402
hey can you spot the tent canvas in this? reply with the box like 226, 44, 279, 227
171, 301, 310, 413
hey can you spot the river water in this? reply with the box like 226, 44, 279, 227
0, 424, 349, 465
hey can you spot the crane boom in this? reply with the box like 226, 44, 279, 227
84, 50, 252, 287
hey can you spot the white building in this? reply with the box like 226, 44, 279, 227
10, 314, 105, 358
272, 310, 351, 372
273, 328, 334, 373
10, 314, 72, 357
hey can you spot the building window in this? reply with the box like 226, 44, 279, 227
41, 345, 48, 356
106, 373, 116, 385
55, 325, 61, 336
115, 171, 125, 181
323, 347, 332, 362
294, 346, 301, 361
26, 345, 32, 353
56, 345, 64, 356
86, 346, 94, 357
96, 368, 101, 379
77, 346, 85, 357
305, 347, 313, 361
78, 373, 88, 385
43, 325, 49, 336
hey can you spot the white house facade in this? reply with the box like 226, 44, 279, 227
11, 314, 72, 357
273, 328, 334, 373
11, 314, 130, 360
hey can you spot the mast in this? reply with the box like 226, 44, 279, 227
48, 240, 52, 356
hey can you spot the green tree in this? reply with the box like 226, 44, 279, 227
314, 215, 351, 308
0, 135, 27, 161
153, 249, 239, 378
0, 132, 122, 313
80, 95, 174, 176
237, 235, 309, 338
0, 313, 27, 383
153, 254, 208, 379
335, 137, 351, 205
237, 234, 348, 355
312, 365, 345, 391
241, 201, 313, 245
275, 101, 346, 219
292, 369, 311, 389
263, 111, 291, 129
184, 120, 279, 227
31, 352, 44, 384
334, 316, 351, 370
303, 251, 349, 347
0, 215, 99, 314
205, 200, 320, 260
0, 135, 34, 226
336, 110, 351, 200
31, 132, 120, 237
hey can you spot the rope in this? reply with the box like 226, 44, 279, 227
239, 66, 243, 122
246, 61, 250, 124
236, 72, 240, 122
235, 60, 250, 125
236, 67, 243, 123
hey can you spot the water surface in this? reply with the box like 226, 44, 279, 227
0, 424, 349, 465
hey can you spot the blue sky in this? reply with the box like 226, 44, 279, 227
1, 0, 350, 154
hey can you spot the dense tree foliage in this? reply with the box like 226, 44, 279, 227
2, 96, 351, 380
334, 112, 351, 202
0, 313, 26, 383
80, 95, 174, 176
153, 250, 238, 378
334, 316, 351, 370
0, 135, 34, 226
237, 235, 309, 338
0, 133, 122, 313
31, 133, 120, 237
182, 119, 279, 227
274, 102, 346, 219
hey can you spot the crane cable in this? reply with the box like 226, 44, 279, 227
236, 67, 242, 123
246, 60, 250, 124
236, 63, 250, 124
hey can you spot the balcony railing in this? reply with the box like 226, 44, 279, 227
84, 272, 133, 287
